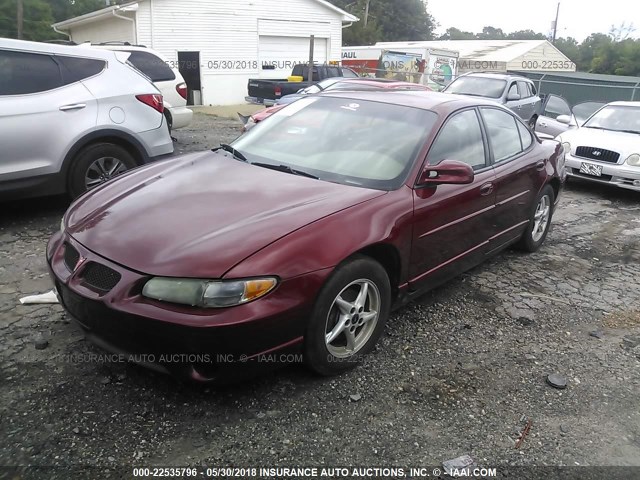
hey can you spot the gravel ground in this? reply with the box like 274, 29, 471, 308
1, 113, 640, 478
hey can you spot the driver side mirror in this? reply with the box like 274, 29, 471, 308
556, 114, 571, 125
507, 92, 521, 101
417, 160, 475, 186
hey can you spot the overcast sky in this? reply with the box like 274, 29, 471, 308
428, 0, 639, 41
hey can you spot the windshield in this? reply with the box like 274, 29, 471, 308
584, 105, 640, 133
445, 77, 506, 99
232, 96, 437, 190
573, 102, 606, 125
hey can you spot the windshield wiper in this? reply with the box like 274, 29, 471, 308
251, 162, 319, 179
615, 129, 640, 135
213, 144, 248, 162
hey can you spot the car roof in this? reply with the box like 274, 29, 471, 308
319, 90, 501, 113
334, 79, 427, 89
607, 101, 640, 107
0, 38, 121, 61
461, 72, 531, 82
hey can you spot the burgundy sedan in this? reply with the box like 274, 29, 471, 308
47, 91, 566, 382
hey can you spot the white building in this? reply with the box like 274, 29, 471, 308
374, 40, 576, 74
52, 0, 358, 106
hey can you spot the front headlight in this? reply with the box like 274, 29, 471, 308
626, 154, 640, 166
142, 277, 278, 308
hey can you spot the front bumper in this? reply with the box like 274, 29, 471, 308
47, 233, 327, 382
566, 154, 640, 192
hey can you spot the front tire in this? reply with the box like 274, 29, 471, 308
68, 143, 137, 199
516, 185, 554, 252
304, 256, 391, 376
528, 115, 538, 130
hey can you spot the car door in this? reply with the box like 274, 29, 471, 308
409, 108, 497, 291
480, 107, 545, 251
535, 94, 573, 137
504, 81, 526, 120
517, 81, 537, 121
0, 49, 99, 183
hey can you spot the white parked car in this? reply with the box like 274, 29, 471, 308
88, 43, 193, 131
558, 101, 640, 192
0, 39, 174, 199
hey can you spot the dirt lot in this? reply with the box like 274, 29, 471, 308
1, 113, 640, 478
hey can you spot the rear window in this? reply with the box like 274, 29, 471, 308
0, 50, 63, 95
56, 55, 106, 84
124, 50, 175, 82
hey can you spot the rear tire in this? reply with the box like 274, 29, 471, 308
304, 256, 391, 376
68, 143, 137, 199
516, 185, 554, 253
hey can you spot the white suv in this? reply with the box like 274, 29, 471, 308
0, 39, 174, 199
88, 43, 193, 131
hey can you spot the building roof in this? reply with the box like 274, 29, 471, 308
53, 0, 358, 30
375, 40, 555, 62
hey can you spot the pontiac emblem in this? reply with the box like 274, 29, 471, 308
592, 150, 602, 157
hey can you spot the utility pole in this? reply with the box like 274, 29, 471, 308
552, 2, 560, 43
364, 0, 370, 28
17, 0, 23, 40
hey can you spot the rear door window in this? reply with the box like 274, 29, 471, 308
518, 81, 531, 98
0, 50, 63, 95
481, 108, 524, 162
124, 50, 175, 82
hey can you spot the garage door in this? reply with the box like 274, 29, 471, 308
258, 36, 328, 78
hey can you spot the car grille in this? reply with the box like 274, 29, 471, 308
575, 146, 620, 164
64, 243, 80, 271
80, 262, 121, 292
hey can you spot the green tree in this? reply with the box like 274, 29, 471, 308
438, 27, 475, 40
477, 26, 505, 40
332, 0, 435, 45
0, 0, 56, 41
554, 37, 580, 64
507, 30, 547, 40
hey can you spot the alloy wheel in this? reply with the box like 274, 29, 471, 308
532, 194, 551, 242
85, 156, 127, 190
324, 279, 381, 358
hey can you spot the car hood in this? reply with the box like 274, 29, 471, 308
66, 151, 385, 278
561, 127, 640, 158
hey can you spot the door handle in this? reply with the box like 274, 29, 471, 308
539, 122, 547, 127
536, 161, 546, 171
59, 103, 86, 111
480, 182, 494, 196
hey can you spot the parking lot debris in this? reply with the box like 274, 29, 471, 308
589, 330, 605, 339
546, 373, 568, 389
515, 419, 533, 449
19, 289, 59, 305
442, 455, 475, 475
349, 394, 362, 402
34, 336, 49, 350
